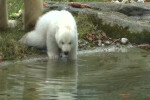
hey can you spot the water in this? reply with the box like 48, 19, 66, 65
0, 47, 150, 100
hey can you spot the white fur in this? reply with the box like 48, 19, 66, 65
20, 10, 78, 60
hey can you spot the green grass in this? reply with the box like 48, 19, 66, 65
8, 0, 24, 19
1, 0, 102, 61
0, 0, 42, 61
0, 18, 41, 60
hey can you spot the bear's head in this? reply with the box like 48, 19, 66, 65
55, 26, 76, 56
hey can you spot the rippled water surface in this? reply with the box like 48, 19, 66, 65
0, 48, 150, 100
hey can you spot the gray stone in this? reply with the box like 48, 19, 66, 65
44, 2, 150, 43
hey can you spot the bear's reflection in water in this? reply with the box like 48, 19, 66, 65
44, 60, 78, 100
22, 59, 78, 100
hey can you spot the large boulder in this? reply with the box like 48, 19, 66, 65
44, 2, 150, 43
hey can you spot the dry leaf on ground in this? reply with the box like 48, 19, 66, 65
70, 2, 91, 8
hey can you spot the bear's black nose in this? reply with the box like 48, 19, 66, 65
64, 51, 69, 55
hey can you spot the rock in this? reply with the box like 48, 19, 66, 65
105, 41, 111, 45
121, 38, 128, 44
137, 0, 145, 3
98, 40, 102, 46
44, 2, 150, 44
85, 41, 89, 45
102, 44, 105, 47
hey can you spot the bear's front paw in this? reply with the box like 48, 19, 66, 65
69, 55, 77, 60
8, 20, 17, 28
48, 53, 59, 60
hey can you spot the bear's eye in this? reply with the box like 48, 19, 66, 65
62, 42, 64, 45
69, 42, 71, 45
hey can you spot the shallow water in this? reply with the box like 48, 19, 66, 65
0, 47, 150, 100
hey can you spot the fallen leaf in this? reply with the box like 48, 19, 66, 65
70, 2, 91, 8
86, 34, 94, 41
81, 4, 91, 8
101, 30, 108, 39
43, 2, 47, 6
70, 2, 82, 8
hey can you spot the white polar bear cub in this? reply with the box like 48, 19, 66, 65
20, 10, 78, 60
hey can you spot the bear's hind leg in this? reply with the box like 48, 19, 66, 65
0, 0, 17, 30
23, 0, 43, 32
0, 0, 8, 30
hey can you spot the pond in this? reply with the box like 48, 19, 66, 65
0, 47, 150, 100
